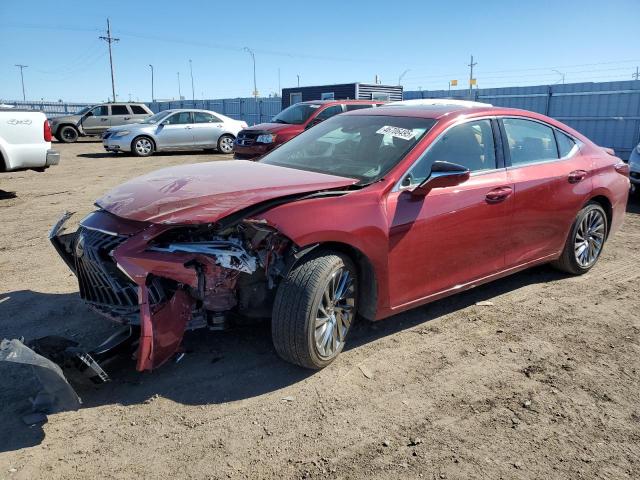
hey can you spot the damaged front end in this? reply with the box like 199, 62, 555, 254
47, 209, 293, 373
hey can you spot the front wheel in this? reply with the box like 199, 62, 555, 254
271, 252, 357, 369
131, 136, 155, 157
217, 134, 235, 154
552, 202, 607, 274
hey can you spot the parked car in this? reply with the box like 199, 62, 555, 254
391, 99, 493, 108
48, 104, 628, 375
102, 109, 246, 157
628, 141, 640, 193
0, 108, 59, 172
233, 100, 384, 160
49, 103, 153, 143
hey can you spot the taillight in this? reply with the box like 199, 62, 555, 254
44, 120, 52, 142
614, 161, 630, 176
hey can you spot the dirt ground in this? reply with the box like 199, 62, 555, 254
0, 139, 638, 480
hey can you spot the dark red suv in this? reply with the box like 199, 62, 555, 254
233, 100, 384, 159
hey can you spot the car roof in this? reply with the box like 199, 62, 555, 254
299, 99, 385, 106
344, 104, 536, 120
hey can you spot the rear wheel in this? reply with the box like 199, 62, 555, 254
272, 252, 357, 369
217, 134, 235, 154
58, 125, 79, 143
131, 136, 155, 157
552, 202, 607, 274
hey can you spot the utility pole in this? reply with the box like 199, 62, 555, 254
398, 69, 410, 86
149, 64, 154, 102
243, 47, 258, 98
297, 74, 300, 88
99, 18, 119, 102
633, 67, 640, 80
278, 67, 281, 96
177, 72, 182, 99
189, 60, 195, 101
468, 55, 477, 99
15, 64, 27, 101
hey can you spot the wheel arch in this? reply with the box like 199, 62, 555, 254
587, 194, 613, 238
131, 134, 156, 150
292, 241, 378, 321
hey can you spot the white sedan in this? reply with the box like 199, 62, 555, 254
102, 109, 247, 157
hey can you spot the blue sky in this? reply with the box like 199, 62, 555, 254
1, 0, 639, 102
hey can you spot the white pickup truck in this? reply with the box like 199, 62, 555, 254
0, 109, 60, 172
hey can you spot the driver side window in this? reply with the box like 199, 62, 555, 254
88, 105, 108, 117
406, 119, 497, 185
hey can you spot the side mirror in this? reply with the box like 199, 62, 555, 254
411, 160, 470, 196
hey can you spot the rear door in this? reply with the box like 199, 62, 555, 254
109, 104, 134, 128
191, 111, 224, 147
155, 111, 195, 148
500, 117, 592, 267
81, 105, 110, 134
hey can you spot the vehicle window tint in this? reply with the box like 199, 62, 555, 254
130, 105, 148, 114
556, 130, 577, 157
315, 105, 343, 121
503, 118, 559, 165
90, 106, 108, 116
407, 119, 497, 185
193, 112, 222, 123
164, 112, 193, 124
110, 105, 129, 115
346, 104, 374, 112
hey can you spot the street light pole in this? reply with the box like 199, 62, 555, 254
149, 64, 154, 102
177, 72, 182, 99
398, 69, 410, 86
297, 74, 300, 88
243, 47, 257, 98
551, 69, 565, 84
15, 64, 27, 101
189, 59, 195, 101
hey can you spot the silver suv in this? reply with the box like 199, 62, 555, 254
49, 103, 153, 143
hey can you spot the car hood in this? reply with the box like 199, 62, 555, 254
96, 160, 358, 224
244, 122, 303, 134
108, 122, 148, 132
50, 114, 81, 123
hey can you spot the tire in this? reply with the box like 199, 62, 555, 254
551, 202, 608, 275
58, 125, 79, 143
272, 252, 357, 369
131, 136, 155, 157
217, 134, 235, 154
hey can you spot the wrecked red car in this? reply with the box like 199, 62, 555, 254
49, 104, 629, 374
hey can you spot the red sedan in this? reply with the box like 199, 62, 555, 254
51, 104, 629, 373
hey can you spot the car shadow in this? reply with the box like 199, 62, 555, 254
78, 150, 221, 159
0, 190, 17, 200
0, 262, 568, 453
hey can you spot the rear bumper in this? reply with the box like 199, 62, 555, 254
46, 149, 60, 166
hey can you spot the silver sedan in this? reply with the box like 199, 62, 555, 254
102, 109, 247, 157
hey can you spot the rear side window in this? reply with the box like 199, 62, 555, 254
502, 118, 559, 166
315, 105, 343, 121
193, 112, 222, 123
130, 105, 148, 114
111, 105, 129, 115
556, 131, 577, 157
346, 104, 374, 112
408, 119, 497, 185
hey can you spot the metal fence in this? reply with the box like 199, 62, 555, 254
0, 100, 92, 116
147, 97, 282, 125
404, 80, 640, 160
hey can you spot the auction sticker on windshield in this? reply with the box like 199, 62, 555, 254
376, 126, 416, 140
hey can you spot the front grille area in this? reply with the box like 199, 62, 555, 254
236, 131, 258, 146
74, 226, 165, 311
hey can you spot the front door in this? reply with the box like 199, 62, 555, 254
386, 118, 513, 309
81, 105, 110, 134
155, 111, 195, 149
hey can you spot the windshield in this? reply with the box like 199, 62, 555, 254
272, 103, 321, 125
260, 115, 436, 183
75, 106, 91, 115
141, 111, 171, 124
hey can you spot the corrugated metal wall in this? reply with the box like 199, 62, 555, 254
147, 97, 282, 126
404, 81, 640, 159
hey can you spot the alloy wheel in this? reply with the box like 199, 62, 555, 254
135, 138, 152, 155
219, 136, 234, 154
574, 209, 605, 268
314, 267, 356, 359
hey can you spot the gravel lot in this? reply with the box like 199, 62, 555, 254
0, 139, 639, 479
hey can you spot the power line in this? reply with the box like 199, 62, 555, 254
99, 18, 119, 102
15, 64, 27, 101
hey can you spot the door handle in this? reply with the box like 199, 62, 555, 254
101, 118, 108, 121
485, 186, 513, 204
568, 170, 587, 184
124, 117, 131, 120
185, 125, 192, 129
